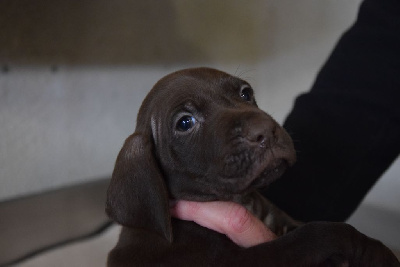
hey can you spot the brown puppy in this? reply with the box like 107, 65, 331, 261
106, 68, 399, 266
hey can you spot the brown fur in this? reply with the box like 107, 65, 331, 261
106, 67, 399, 266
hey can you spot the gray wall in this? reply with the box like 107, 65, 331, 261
1, 0, 367, 200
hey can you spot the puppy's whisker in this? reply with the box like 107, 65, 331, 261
234, 64, 241, 76
236, 68, 257, 80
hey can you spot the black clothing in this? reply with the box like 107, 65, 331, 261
263, 0, 400, 222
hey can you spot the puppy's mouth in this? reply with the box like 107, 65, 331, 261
250, 159, 289, 189
218, 143, 295, 198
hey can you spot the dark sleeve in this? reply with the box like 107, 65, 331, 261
262, 0, 400, 222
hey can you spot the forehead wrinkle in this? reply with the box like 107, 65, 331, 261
149, 70, 248, 122
182, 77, 247, 112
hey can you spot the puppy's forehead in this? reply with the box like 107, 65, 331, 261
153, 68, 247, 101
137, 68, 249, 132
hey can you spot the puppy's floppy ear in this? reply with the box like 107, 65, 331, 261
106, 133, 172, 242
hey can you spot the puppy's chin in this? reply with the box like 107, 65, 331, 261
166, 157, 292, 202
250, 160, 289, 189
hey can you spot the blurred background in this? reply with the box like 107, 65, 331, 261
0, 0, 399, 266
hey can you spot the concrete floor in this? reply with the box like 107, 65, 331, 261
13, 223, 400, 266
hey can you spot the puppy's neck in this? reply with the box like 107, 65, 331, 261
232, 191, 266, 219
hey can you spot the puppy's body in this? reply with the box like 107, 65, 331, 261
106, 68, 399, 266
237, 191, 300, 236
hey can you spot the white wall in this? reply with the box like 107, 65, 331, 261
1, 0, 365, 199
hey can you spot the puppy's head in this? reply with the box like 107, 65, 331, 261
106, 67, 296, 242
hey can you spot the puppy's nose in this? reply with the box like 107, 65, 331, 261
244, 117, 277, 147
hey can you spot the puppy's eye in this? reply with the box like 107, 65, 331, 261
240, 86, 253, 101
176, 116, 196, 131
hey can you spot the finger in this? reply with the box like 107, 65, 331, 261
170, 200, 277, 247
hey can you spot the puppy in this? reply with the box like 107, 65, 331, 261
106, 67, 400, 266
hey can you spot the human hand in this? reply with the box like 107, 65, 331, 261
170, 200, 277, 247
